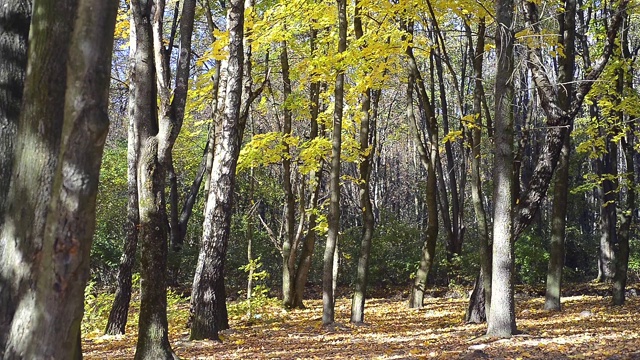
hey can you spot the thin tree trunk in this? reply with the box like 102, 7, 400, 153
190, 0, 244, 340
487, 0, 516, 337
350, 0, 377, 324
406, 71, 438, 309
106, 105, 141, 334
280, 40, 296, 308
464, 17, 491, 323
323, 0, 347, 325
544, 0, 576, 311
290, 32, 322, 310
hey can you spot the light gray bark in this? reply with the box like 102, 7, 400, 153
487, 0, 516, 337
190, 0, 244, 340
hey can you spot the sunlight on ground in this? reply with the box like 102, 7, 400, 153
83, 295, 640, 359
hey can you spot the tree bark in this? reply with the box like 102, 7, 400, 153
323, 0, 347, 326
545, 0, 576, 311
190, 0, 244, 340
350, 0, 377, 324
0, 0, 31, 351
280, 40, 297, 308
487, 0, 517, 338
1, 0, 116, 357
405, 29, 440, 309
464, 17, 491, 322
406, 71, 438, 309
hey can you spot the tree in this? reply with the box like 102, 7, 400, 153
350, 0, 378, 323
545, 0, 576, 312
0, 0, 117, 357
190, 0, 245, 340
406, 27, 440, 309
323, 0, 347, 325
486, 0, 516, 338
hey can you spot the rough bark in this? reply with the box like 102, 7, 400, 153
0, 0, 31, 351
0, 0, 30, 226
323, 0, 347, 326
190, 0, 244, 340
1, 0, 116, 357
487, 0, 517, 338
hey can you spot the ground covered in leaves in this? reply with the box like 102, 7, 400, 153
83, 284, 640, 359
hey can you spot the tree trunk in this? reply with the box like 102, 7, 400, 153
323, 0, 347, 326
290, 33, 322, 310
465, 17, 491, 322
190, 0, 244, 340
545, 0, 575, 311
612, 27, 634, 305
105, 112, 140, 334
487, 0, 517, 338
1, 0, 116, 357
466, 272, 486, 323
280, 40, 296, 308
613, 127, 634, 305
0, 0, 31, 351
596, 139, 618, 282
350, 0, 377, 323
405, 71, 438, 309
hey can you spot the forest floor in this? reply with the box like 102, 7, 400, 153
82, 283, 640, 359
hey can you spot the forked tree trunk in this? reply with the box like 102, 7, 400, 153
464, 17, 491, 323
0, 0, 116, 357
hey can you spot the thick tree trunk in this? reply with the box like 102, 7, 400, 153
1, 0, 116, 357
487, 0, 516, 338
0, 0, 31, 351
190, 0, 244, 340
322, 0, 346, 326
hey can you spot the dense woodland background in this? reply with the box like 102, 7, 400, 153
1, 0, 639, 358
